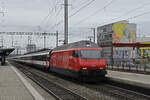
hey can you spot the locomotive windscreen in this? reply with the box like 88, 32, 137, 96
80, 50, 101, 59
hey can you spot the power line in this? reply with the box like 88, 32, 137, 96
39, 0, 58, 26
71, 0, 115, 27
69, 0, 96, 18
48, 0, 96, 31
100, 1, 150, 25
37, 0, 64, 32
68, 0, 115, 39
70, 0, 150, 38
47, 0, 150, 41
71, 0, 91, 10
127, 10, 150, 20
48, 20, 63, 31
45, 0, 64, 25
70, 10, 150, 39
45, 6, 63, 32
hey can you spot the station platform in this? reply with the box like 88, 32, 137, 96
0, 62, 50, 100
106, 70, 150, 89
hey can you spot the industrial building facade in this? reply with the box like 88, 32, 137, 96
97, 21, 136, 65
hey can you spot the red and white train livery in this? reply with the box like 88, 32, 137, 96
12, 41, 107, 81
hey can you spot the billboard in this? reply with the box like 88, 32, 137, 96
112, 22, 136, 59
138, 41, 150, 58
113, 22, 136, 43
113, 47, 134, 59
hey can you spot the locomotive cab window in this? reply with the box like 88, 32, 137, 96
72, 50, 79, 58
80, 50, 102, 59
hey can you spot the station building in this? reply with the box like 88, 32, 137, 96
97, 20, 136, 65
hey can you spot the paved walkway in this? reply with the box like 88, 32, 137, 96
106, 70, 150, 88
0, 63, 45, 100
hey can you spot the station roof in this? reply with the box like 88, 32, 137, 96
0, 48, 15, 56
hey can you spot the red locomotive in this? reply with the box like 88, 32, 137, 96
11, 41, 107, 81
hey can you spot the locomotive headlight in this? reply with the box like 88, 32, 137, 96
82, 67, 87, 70
99, 67, 104, 70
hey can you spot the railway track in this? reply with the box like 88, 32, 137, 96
10, 61, 150, 100
11, 62, 87, 100
84, 82, 150, 100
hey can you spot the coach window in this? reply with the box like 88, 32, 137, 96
43, 55, 47, 61
72, 51, 79, 58
39, 55, 43, 61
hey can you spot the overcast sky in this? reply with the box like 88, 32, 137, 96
1, 0, 150, 51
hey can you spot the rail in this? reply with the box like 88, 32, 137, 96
10, 61, 150, 100
12, 62, 88, 100
84, 79, 150, 100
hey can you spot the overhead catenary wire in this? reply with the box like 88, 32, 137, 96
71, 0, 150, 29
71, 10, 150, 39
65, 0, 115, 40
127, 10, 150, 20
99, 1, 150, 25
38, 0, 58, 26
53, 0, 114, 40
70, 0, 150, 39
69, 0, 115, 38
45, 6, 63, 32
71, 0, 91, 10
38, 0, 150, 43
69, 0, 96, 17
48, 0, 97, 31
70, 0, 115, 28
37, 0, 64, 32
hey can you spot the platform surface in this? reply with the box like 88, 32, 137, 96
106, 70, 150, 88
0, 63, 45, 100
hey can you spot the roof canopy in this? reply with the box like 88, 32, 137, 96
0, 48, 15, 56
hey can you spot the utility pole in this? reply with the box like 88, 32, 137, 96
44, 32, 46, 48
56, 31, 58, 47
89, 28, 96, 43
11, 36, 13, 47
93, 28, 96, 43
64, 0, 68, 44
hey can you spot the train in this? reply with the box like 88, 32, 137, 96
11, 40, 107, 81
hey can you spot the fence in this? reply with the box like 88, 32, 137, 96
106, 57, 150, 73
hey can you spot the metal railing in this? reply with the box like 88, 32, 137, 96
106, 57, 150, 73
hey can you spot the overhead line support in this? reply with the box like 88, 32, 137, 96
64, 0, 68, 44
56, 31, 58, 47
